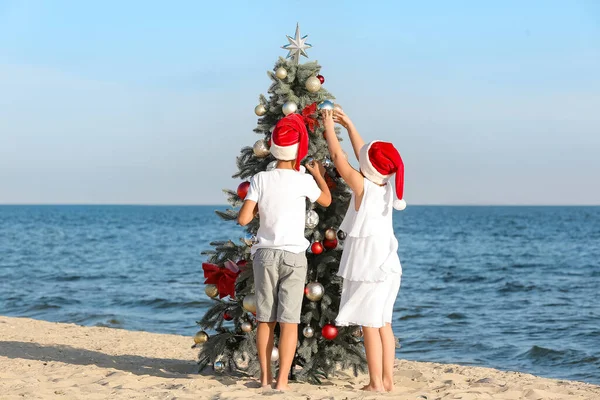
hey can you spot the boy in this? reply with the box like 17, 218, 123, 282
238, 113, 331, 390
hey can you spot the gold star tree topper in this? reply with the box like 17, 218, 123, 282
281, 23, 312, 64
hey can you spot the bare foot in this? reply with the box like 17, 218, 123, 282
362, 384, 385, 392
275, 383, 291, 391
260, 374, 273, 388
383, 381, 394, 392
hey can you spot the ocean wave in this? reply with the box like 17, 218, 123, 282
119, 298, 211, 309
446, 312, 467, 320
498, 282, 539, 293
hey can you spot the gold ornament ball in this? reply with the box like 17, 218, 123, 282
255, 104, 267, 116
243, 294, 257, 314
271, 347, 279, 362
204, 284, 219, 299
253, 140, 270, 158
241, 321, 253, 332
324, 228, 336, 241
305, 282, 325, 302
193, 330, 209, 344
305, 76, 322, 93
275, 67, 288, 79
282, 101, 298, 116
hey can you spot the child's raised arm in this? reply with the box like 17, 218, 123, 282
334, 109, 364, 162
322, 109, 364, 197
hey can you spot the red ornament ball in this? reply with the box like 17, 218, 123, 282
223, 311, 233, 321
321, 323, 338, 340
237, 181, 250, 200
237, 259, 247, 268
317, 74, 325, 84
311, 241, 324, 254
323, 238, 338, 250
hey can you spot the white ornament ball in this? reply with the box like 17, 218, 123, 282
241, 321, 253, 332
255, 104, 267, 116
305, 282, 325, 302
204, 284, 219, 299
282, 101, 298, 116
271, 347, 279, 362
275, 67, 288, 79
305, 210, 319, 229
242, 294, 257, 314
253, 140, 270, 158
266, 160, 278, 171
303, 326, 315, 338
305, 76, 322, 93
324, 228, 336, 241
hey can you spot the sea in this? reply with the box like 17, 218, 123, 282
0, 205, 598, 384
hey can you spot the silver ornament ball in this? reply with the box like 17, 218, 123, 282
213, 360, 225, 373
241, 321, 253, 332
322, 158, 333, 168
275, 67, 288, 79
351, 327, 363, 338
271, 347, 279, 362
243, 232, 257, 246
204, 284, 219, 299
282, 101, 298, 116
255, 104, 267, 116
305, 282, 325, 302
305, 76, 322, 93
317, 99, 335, 111
305, 210, 319, 229
253, 140, 270, 158
242, 294, 257, 314
266, 160, 278, 171
303, 326, 315, 338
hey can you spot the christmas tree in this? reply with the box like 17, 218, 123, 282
195, 24, 367, 383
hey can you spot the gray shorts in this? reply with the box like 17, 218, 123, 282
252, 249, 308, 323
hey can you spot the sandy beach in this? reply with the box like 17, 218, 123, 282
0, 316, 598, 400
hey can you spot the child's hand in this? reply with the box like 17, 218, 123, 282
320, 109, 335, 134
333, 108, 351, 129
306, 159, 326, 178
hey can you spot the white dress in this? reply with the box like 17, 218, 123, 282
335, 178, 402, 328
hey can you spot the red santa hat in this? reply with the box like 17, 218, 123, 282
269, 114, 309, 171
359, 141, 406, 210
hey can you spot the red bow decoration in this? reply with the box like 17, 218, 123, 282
302, 102, 320, 133
202, 260, 241, 299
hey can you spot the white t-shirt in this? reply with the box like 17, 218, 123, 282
246, 169, 321, 254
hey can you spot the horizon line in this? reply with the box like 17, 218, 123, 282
1, 203, 599, 207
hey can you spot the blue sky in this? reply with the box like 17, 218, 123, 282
1, 0, 599, 204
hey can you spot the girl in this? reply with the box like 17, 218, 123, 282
322, 108, 405, 393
